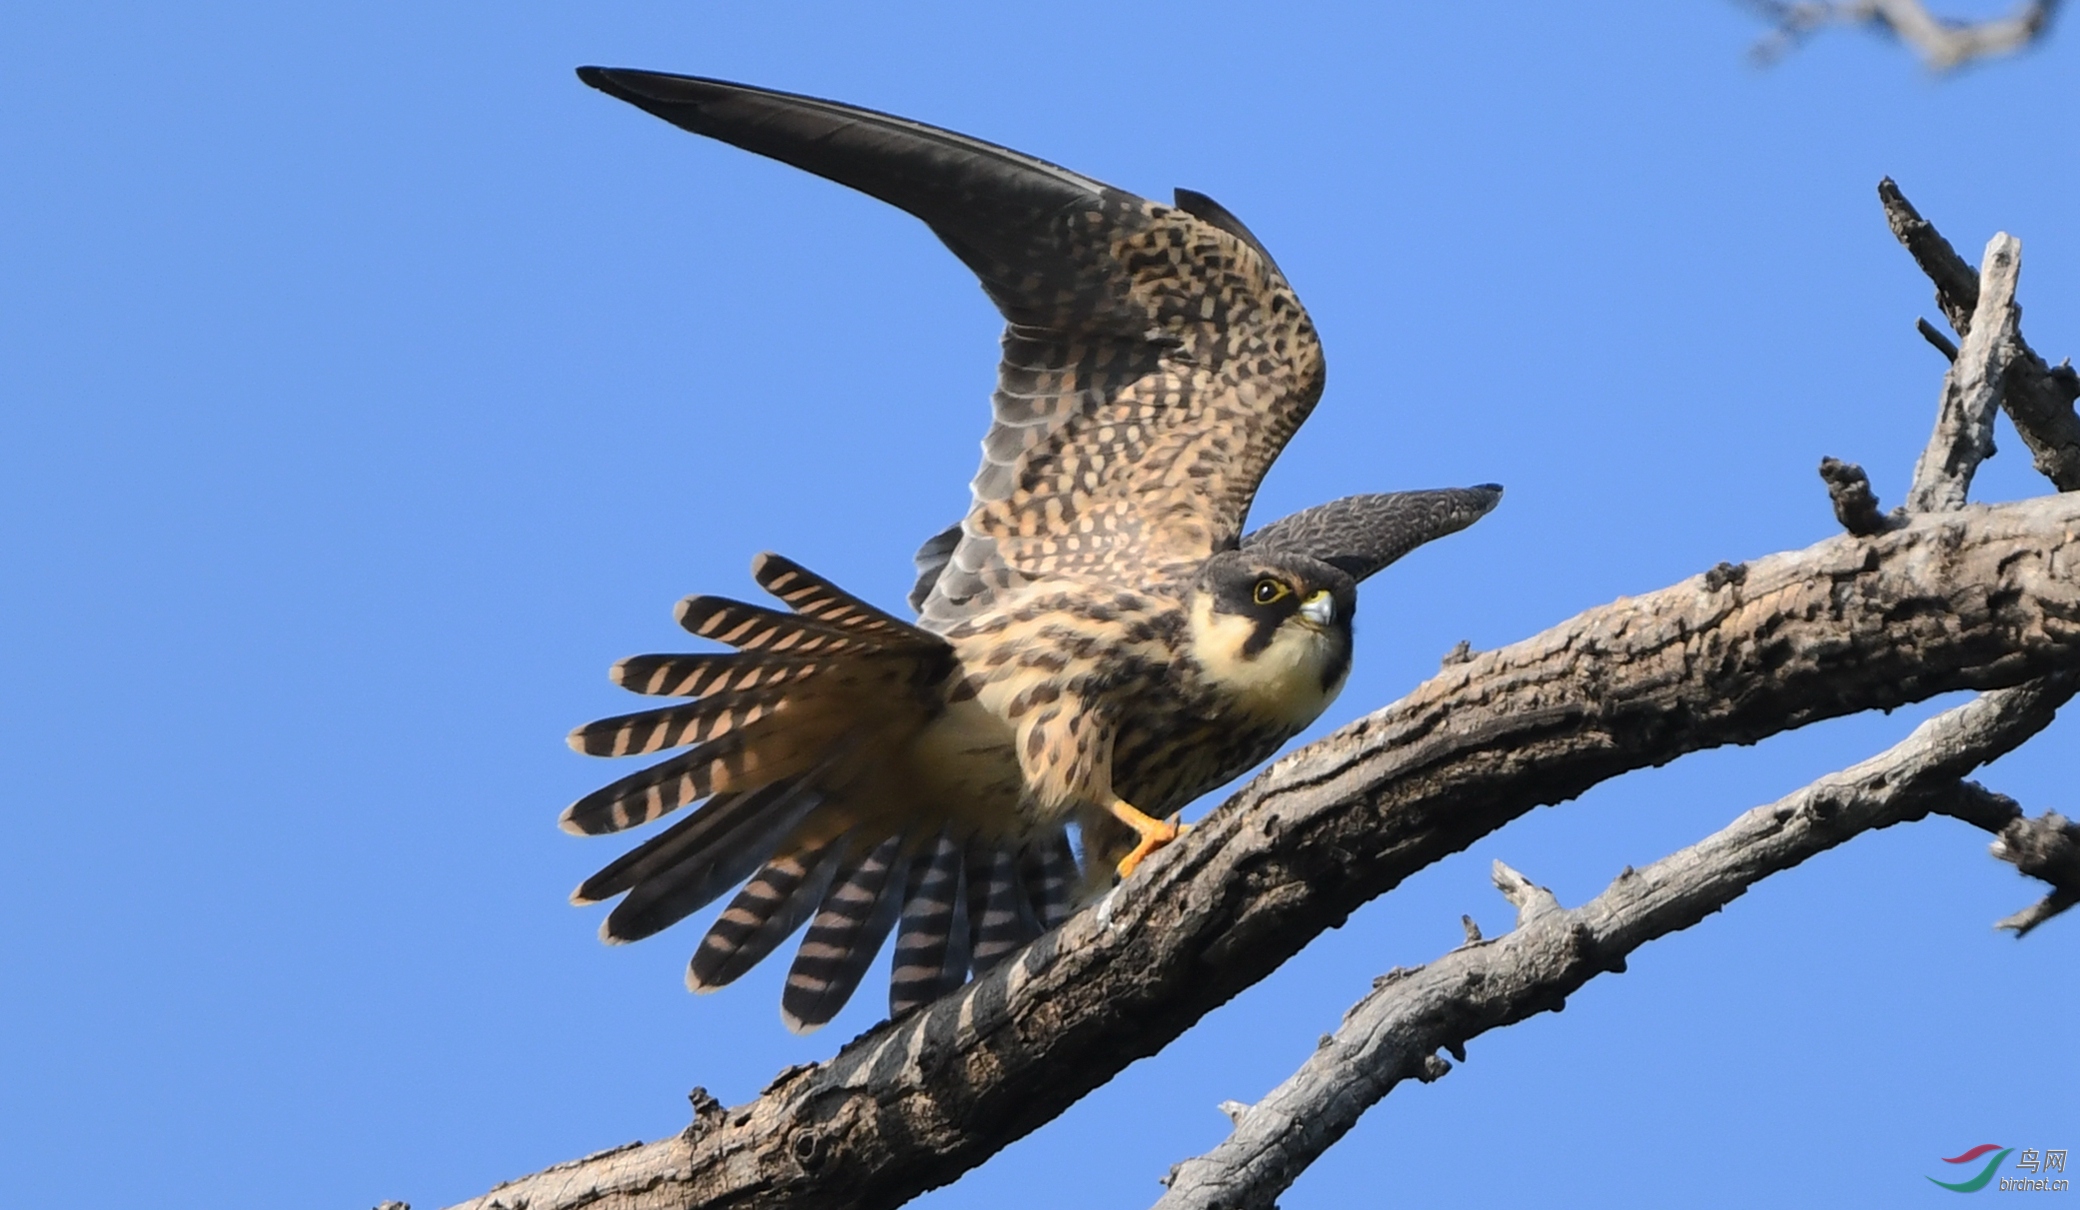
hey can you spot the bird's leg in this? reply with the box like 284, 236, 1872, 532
1106, 797, 1190, 879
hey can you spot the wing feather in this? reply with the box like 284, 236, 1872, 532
579, 69, 1328, 629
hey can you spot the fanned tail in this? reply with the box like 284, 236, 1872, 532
570, 552, 1085, 1028
566, 551, 1086, 1029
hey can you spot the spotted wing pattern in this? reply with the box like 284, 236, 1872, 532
575, 68, 1328, 631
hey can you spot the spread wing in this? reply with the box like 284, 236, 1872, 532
577, 69, 1328, 631
1244, 487, 1505, 582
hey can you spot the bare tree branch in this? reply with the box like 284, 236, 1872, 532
1990, 811, 2080, 935
1154, 189, 2077, 1204
1918, 316, 1962, 362
1741, 0, 2063, 71
1817, 456, 1894, 534
1906, 233, 2021, 512
437, 184, 2080, 1210
444, 488, 2080, 1210
1153, 674, 2075, 1210
1881, 181, 2080, 492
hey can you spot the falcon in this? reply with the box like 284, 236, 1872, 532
564, 68, 1502, 1033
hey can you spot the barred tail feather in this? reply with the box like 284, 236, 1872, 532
568, 552, 968, 1022
610, 651, 825, 698
1021, 830, 1080, 931
674, 595, 883, 655
567, 683, 795, 758
751, 553, 922, 642
687, 829, 852, 992
597, 779, 823, 942
967, 844, 1040, 974
780, 835, 911, 1033
558, 719, 833, 836
889, 832, 970, 1019
574, 788, 757, 904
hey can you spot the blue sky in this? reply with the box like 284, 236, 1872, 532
2, 3, 2074, 1207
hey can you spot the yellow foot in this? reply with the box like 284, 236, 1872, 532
1109, 797, 1191, 880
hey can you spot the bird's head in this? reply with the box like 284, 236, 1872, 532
1184, 549, 1356, 729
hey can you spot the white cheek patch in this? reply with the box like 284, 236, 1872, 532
1188, 596, 1346, 731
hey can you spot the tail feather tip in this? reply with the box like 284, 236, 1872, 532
781, 1008, 826, 1036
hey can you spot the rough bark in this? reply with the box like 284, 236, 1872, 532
443, 491, 2080, 1210
1905, 234, 2019, 513
1817, 456, 1894, 535
1153, 675, 2075, 1210
1881, 181, 2080, 492
1990, 811, 2080, 935
425, 183, 2080, 1210
1147, 191, 2077, 1210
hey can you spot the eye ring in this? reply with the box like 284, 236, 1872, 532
1252, 578, 1291, 606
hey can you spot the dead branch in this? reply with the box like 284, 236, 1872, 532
1154, 675, 2075, 1210
1741, 0, 2063, 71
1154, 184, 2079, 1209
1990, 811, 2080, 935
1905, 234, 2020, 512
1881, 181, 2080, 492
438, 185, 2080, 1210
1817, 456, 1893, 534
443, 488, 2080, 1210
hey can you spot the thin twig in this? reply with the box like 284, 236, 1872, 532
1153, 675, 2075, 1210
1918, 317, 1960, 362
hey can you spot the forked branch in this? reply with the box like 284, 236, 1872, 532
1155, 675, 2075, 1210
435, 186, 2080, 1210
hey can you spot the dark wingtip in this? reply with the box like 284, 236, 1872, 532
575, 66, 726, 110
575, 65, 638, 97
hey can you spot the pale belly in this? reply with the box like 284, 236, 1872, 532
901, 696, 1026, 838
899, 670, 1324, 840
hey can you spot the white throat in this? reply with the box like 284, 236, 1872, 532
1187, 596, 1349, 730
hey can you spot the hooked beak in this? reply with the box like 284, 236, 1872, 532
1299, 590, 1336, 628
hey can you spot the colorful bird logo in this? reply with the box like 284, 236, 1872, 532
1928, 1145, 2013, 1193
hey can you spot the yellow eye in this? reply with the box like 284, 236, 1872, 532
1252, 578, 1290, 605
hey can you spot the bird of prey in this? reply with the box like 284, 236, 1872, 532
564, 67, 1502, 1033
